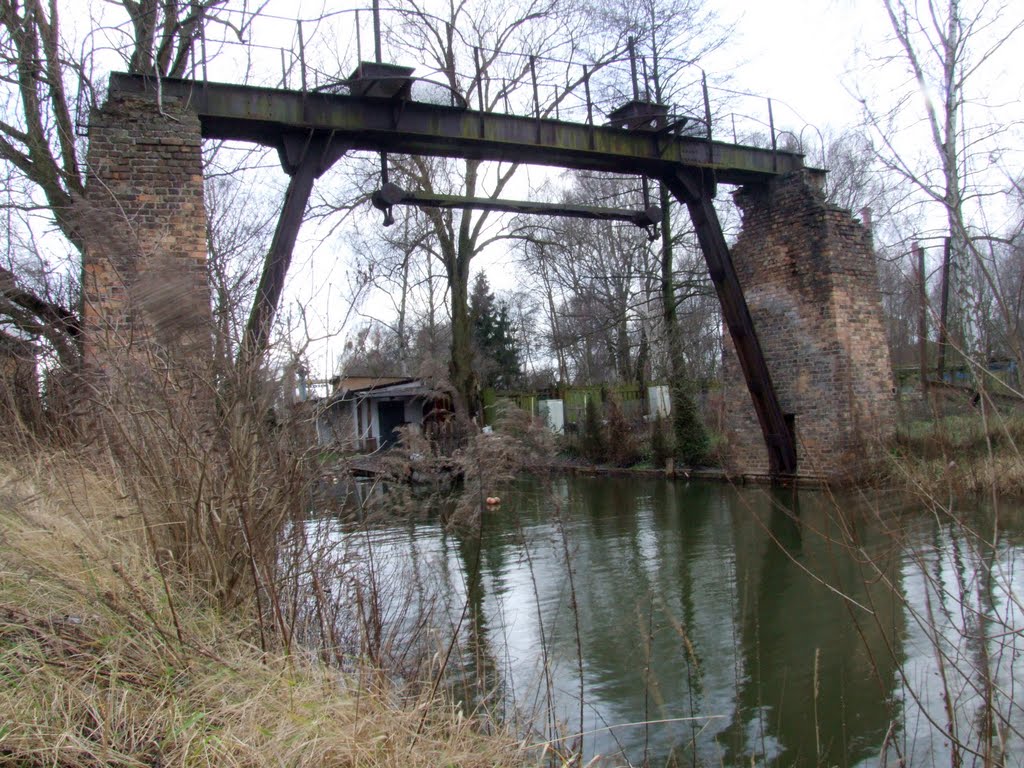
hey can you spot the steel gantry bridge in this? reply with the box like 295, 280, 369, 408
107, 65, 805, 478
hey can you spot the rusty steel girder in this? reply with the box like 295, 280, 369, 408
108, 74, 803, 185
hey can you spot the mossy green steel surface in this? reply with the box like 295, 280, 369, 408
108, 73, 803, 185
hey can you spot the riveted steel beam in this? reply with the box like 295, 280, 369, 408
108, 73, 804, 185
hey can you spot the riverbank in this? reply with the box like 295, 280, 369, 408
887, 405, 1024, 497
0, 450, 525, 767
317, 392, 1024, 504
537, 394, 1024, 497
530, 455, 840, 489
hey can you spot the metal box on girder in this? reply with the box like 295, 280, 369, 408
348, 61, 415, 99
607, 100, 669, 130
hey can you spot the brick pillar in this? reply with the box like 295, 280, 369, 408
81, 92, 211, 382
722, 171, 896, 479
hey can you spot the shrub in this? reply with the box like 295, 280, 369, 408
580, 396, 606, 463
650, 414, 674, 469
672, 382, 708, 466
605, 396, 641, 466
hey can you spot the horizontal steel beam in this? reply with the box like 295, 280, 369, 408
107, 73, 804, 185
372, 183, 661, 227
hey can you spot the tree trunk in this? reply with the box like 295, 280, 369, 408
448, 250, 479, 420
660, 181, 707, 464
916, 241, 929, 397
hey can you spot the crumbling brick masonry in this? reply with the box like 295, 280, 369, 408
81, 92, 211, 378
722, 171, 896, 480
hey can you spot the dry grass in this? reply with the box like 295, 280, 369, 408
890, 450, 1024, 497
887, 398, 1024, 497
0, 448, 526, 767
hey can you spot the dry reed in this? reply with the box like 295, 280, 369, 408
0, 448, 527, 767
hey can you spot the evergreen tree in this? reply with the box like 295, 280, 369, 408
580, 396, 606, 463
469, 274, 522, 389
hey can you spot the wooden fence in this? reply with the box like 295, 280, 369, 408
482, 383, 650, 427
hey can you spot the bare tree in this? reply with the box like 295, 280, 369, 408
0, 1, 259, 376
588, 0, 731, 459
344, 204, 440, 378
205, 146, 279, 371
337, 319, 405, 378
343, 0, 610, 420
513, 173, 654, 384
852, 5, 1024, 762
859, 0, 1024, 374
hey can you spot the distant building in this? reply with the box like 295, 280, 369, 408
317, 376, 453, 451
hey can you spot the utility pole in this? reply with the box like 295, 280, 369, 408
936, 236, 952, 383
914, 241, 929, 398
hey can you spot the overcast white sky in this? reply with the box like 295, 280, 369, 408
718, 0, 873, 129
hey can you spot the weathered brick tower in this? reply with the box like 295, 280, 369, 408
720, 171, 896, 479
81, 92, 211, 383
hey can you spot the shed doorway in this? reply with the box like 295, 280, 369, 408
378, 400, 405, 448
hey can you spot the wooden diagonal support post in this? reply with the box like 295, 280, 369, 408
663, 168, 797, 478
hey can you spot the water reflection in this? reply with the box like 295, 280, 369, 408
318, 476, 1024, 767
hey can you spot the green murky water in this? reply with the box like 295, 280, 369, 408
322, 476, 1024, 767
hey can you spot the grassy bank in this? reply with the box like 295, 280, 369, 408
889, 392, 1024, 497
0, 449, 524, 767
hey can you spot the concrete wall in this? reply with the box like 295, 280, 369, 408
722, 171, 896, 479
81, 92, 211, 379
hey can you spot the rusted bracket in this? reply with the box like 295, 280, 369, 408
277, 130, 349, 177
663, 168, 797, 478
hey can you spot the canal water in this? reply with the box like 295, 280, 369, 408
322, 476, 1024, 767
